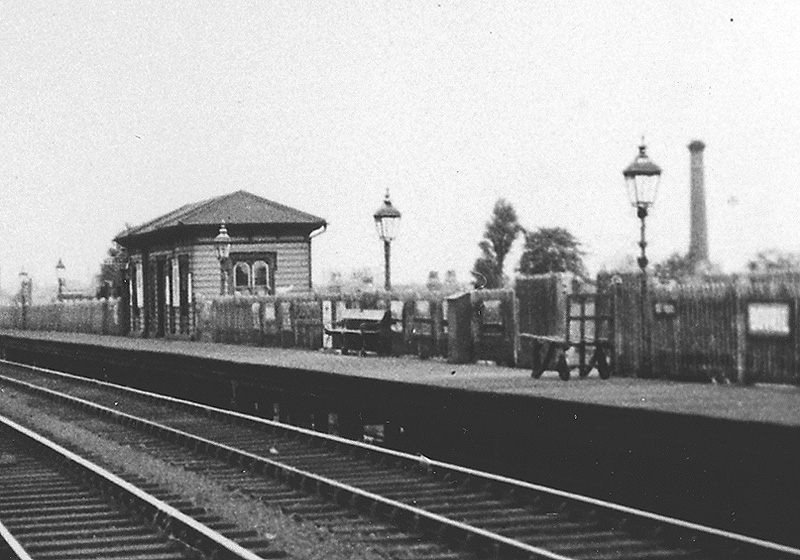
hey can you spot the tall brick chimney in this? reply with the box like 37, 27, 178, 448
688, 140, 709, 270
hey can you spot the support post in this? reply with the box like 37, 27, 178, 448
383, 239, 391, 292
637, 206, 651, 377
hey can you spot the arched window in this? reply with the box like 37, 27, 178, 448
234, 262, 251, 293
253, 261, 270, 295
229, 252, 276, 295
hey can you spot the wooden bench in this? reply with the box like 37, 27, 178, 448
324, 309, 392, 356
520, 333, 612, 381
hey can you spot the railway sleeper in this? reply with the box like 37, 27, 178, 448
332, 470, 427, 484
4, 515, 132, 534
22, 534, 175, 554
2, 507, 118, 524
471, 515, 588, 533
422, 501, 520, 518
378, 540, 464, 560
11, 525, 150, 542
541, 536, 670, 555
376, 487, 488, 504
280, 501, 340, 518
0, 493, 98, 508
464, 511, 553, 529
507, 527, 625, 543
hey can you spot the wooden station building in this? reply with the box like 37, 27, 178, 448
115, 190, 326, 338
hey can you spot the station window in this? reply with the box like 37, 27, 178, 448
230, 252, 276, 296
234, 262, 251, 293
253, 261, 269, 295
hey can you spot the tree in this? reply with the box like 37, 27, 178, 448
95, 243, 127, 298
350, 267, 375, 287
653, 252, 696, 282
471, 199, 521, 288
517, 227, 586, 278
747, 249, 800, 274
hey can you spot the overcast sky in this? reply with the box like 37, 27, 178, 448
2, 2, 799, 295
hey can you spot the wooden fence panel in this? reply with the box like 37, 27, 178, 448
653, 282, 738, 381
294, 299, 323, 350
0, 299, 124, 336
608, 274, 647, 377
743, 280, 800, 384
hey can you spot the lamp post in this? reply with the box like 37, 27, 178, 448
623, 141, 662, 377
19, 270, 31, 329
373, 190, 401, 292
56, 258, 66, 301
214, 222, 232, 295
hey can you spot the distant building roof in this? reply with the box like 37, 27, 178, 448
116, 190, 326, 246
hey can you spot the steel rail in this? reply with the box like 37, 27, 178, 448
0, 366, 570, 559
0, 520, 34, 560
0, 412, 269, 560
3, 359, 800, 557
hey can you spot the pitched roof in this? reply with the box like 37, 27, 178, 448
117, 190, 326, 241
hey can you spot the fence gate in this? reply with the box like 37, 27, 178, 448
567, 292, 613, 377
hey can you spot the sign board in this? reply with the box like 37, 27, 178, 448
654, 301, 677, 318
747, 302, 792, 337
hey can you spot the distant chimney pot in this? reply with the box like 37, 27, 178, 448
688, 139, 706, 153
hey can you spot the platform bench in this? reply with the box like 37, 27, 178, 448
520, 333, 612, 381
325, 309, 392, 356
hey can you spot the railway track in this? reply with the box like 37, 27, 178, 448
1, 359, 799, 560
0, 412, 281, 560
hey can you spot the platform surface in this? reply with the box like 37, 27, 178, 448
2, 329, 800, 427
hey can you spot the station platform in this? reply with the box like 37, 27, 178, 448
1, 329, 799, 428
1, 328, 800, 544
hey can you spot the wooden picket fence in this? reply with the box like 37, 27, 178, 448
199, 289, 519, 364
1, 272, 798, 384
0, 299, 124, 336
611, 274, 800, 384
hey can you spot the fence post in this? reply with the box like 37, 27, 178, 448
101, 299, 108, 335
279, 300, 294, 347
